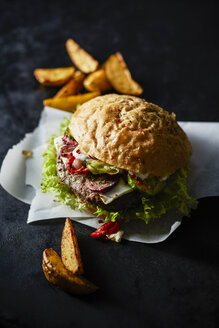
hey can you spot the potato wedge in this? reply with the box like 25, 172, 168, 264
42, 248, 98, 295
43, 91, 100, 112
66, 38, 99, 73
105, 52, 143, 95
83, 69, 111, 92
61, 218, 84, 275
54, 71, 85, 98
34, 67, 75, 86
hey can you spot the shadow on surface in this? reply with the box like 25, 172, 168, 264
150, 196, 219, 267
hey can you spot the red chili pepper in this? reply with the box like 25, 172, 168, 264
108, 222, 120, 235
130, 174, 135, 179
67, 155, 75, 167
90, 221, 120, 239
147, 185, 151, 190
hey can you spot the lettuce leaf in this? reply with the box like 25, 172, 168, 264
41, 116, 86, 211
94, 207, 121, 222
41, 118, 197, 224
127, 173, 166, 196
88, 168, 198, 224
41, 133, 86, 211
135, 168, 198, 224
59, 116, 72, 135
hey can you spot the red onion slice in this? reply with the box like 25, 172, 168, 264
85, 176, 119, 192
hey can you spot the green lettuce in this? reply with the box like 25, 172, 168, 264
135, 168, 198, 224
94, 207, 121, 222
86, 168, 198, 224
41, 116, 86, 211
41, 117, 197, 224
59, 116, 72, 135
127, 174, 167, 196
41, 133, 86, 211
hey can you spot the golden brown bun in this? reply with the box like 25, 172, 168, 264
70, 94, 192, 176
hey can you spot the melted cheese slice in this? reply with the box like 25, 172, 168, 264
99, 179, 132, 204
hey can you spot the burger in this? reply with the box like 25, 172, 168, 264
41, 94, 197, 238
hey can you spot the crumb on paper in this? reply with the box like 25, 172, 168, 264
22, 149, 33, 159
106, 230, 124, 243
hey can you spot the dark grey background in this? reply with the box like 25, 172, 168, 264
0, 1, 219, 327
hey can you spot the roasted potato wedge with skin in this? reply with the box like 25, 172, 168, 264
61, 218, 84, 275
83, 69, 111, 92
105, 52, 143, 95
54, 71, 85, 98
66, 38, 99, 73
42, 248, 98, 295
43, 91, 100, 112
34, 67, 75, 86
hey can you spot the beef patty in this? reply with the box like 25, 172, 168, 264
56, 155, 142, 211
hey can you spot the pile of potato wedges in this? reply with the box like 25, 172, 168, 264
34, 38, 143, 112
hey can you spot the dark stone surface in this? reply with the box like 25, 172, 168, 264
0, 1, 219, 327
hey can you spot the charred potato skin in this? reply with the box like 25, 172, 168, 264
42, 248, 98, 295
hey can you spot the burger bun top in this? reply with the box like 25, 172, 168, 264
69, 94, 192, 177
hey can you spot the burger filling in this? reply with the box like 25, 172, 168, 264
55, 132, 141, 211
41, 117, 197, 224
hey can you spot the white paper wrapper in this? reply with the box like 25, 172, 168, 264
1, 107, 219, 243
